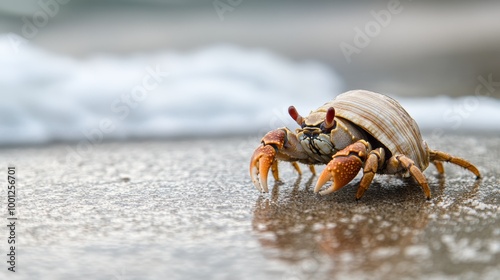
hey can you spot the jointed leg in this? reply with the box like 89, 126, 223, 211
430, 150, 481, 178
386, 155, 431, 199
356, 148, 385, 200
433, 160, 445, 174
309, 165, 316, 175
290, 162, 316, 176
290, 162, 301, 175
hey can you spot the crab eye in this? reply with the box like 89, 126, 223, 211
288, 106, 304, 127
325, 107, 335, 128
321, 107, 336, 132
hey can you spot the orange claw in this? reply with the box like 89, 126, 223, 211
250, 129, 287, 193
250, 145, 276, 193
314, 154, 363, 195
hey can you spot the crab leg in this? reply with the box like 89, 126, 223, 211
429, 150, 481, 178
386, 155, 431, 199
356, 148, 385, 200
309, 165, 316, 175
291, 162, 302, 175
432, 160, 445, 174
289, 162, 315, 175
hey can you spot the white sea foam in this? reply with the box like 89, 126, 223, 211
0, 34, 498, 146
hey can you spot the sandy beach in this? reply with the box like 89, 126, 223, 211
0, 133, 498, 279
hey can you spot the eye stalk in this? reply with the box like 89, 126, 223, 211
288, 106, 304, 127
323, 107, 336, 131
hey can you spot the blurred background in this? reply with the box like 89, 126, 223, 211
1, 0, 499, 146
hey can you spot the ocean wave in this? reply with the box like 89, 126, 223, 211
0, 34, 498, 146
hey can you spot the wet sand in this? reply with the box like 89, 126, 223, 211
0, 134, 498, 279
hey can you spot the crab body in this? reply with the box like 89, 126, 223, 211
250, 90, 480, 199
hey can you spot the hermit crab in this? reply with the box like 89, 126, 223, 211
249, 90, 480, 199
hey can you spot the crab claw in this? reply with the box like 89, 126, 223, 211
250, 129, 288, 193
250, 145, 276, 193
314, 141, 368, 195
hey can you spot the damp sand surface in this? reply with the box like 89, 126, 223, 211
0, 134, 499, 280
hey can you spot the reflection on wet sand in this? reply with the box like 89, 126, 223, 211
252, 174, 481, 278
